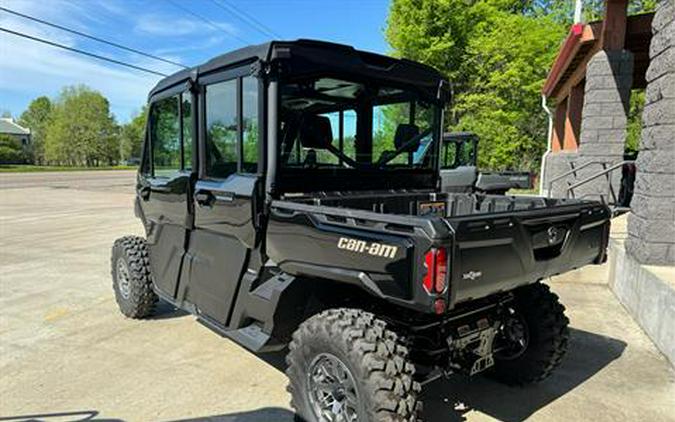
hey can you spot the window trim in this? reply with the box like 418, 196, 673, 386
199, 67, 260, 181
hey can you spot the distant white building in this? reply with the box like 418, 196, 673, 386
0, 118, 31, 146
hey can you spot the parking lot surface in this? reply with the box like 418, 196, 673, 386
1, 171, 674, 421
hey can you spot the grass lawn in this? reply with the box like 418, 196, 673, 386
0, 164, 137, 173
509, 188, 539, 195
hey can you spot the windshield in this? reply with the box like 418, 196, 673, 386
278, 77, 440, 171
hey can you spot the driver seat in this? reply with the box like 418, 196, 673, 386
299, 115, 333, 168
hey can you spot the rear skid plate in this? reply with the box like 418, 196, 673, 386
447, 318, 499, 376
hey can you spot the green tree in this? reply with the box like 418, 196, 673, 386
45, 85, 119, 166
533, 0, 657, 25
625, 90, 645, 155
120, 105, 148, 162
386, 0, 565, 171
0, 134, 24, 163
455, 12, 566, 170
19, 96, 52, 165
386, 0, 656, 172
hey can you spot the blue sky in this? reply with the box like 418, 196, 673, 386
0, 0, 390, 123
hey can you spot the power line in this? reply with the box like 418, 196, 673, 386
0, 26, 168, 77
166, 0, 251, 46
209, 0, 282, 39
0, 6, 189, 69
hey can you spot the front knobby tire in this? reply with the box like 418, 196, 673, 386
287, 308, 421, 422
490, 282, 570, 385
110, 235, 158, 319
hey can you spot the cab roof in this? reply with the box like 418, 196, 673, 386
148, 39, 448, 101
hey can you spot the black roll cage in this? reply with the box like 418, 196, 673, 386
142, 40, 450, 201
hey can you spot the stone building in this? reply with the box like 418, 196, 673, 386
541, 0, 674, 266
541, 0, 674, 366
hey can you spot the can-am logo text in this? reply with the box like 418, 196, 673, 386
337, 237, 398, 259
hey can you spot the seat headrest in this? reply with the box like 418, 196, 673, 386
394, 123, 420, 152
299, 115, 333, 149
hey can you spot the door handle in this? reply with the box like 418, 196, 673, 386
194, 190, 215, 207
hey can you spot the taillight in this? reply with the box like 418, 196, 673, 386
422, 247, 448, 294
434, 247, 447, 292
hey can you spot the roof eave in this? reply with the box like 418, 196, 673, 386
542, 23, 598, 97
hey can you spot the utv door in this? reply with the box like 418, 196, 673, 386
182, 72, 261, 326
138, 90, 194, 299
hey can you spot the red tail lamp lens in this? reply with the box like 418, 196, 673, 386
423, 250, 434, 292
422, 247, 448, 294
434, 247, 448, 293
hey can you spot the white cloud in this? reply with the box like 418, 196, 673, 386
153, 34, 227, 56
135, 14, 237, 37
0, 0, 185, 121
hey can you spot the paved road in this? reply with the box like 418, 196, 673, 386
1, 171, 674, 421
0, 170, 136, 192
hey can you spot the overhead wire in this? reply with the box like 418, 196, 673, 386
165, 0, 251, 46
208, 0, 283, 39
0, 27, 168, 77
0, 6, 188, 69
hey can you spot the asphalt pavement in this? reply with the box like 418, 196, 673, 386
1, 170, 673, 422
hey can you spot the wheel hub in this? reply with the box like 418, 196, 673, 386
496, 311, 529, 360
116, 258, 131, 300
307, 353, 360, 422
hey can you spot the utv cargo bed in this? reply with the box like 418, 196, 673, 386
267, 191, 610, 309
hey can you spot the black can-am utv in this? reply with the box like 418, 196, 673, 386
111, 40, 610, 422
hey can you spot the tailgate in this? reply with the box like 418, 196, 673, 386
444, 202, 610, 305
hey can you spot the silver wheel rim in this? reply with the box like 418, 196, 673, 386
116, 258, 131, 300
307, 353, 360, 422
496, 310, 529, 360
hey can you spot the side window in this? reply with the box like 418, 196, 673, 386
457, 140, 475, 167
242, 76, 259, 173
181, 93, 193, 171
441, 142, 457, 169
205, 80, 238, 178
150, 96, 181, 177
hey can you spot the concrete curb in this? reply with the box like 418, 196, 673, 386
608, 236, 675, 368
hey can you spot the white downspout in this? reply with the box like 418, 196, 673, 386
539, 94, 553, 197
574, 0, 584, 24
540, 0, 582, 197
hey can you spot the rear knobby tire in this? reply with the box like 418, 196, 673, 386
286, 308, 421, 422
110, 235, 157, 319
490, 282, 569, 385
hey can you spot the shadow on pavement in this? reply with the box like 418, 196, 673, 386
243, 327, 625, 421
0, 410, 123, 422
423, 328, 627, 422
166, 407, 295, 421
149, 301, 189, 320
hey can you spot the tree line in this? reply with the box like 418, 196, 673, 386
2, 85, 147, 167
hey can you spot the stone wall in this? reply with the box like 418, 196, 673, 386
542, 49, 632, 200
626, 0, 675, 265
579, 50, 634, 159
541, 151, 579, 197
